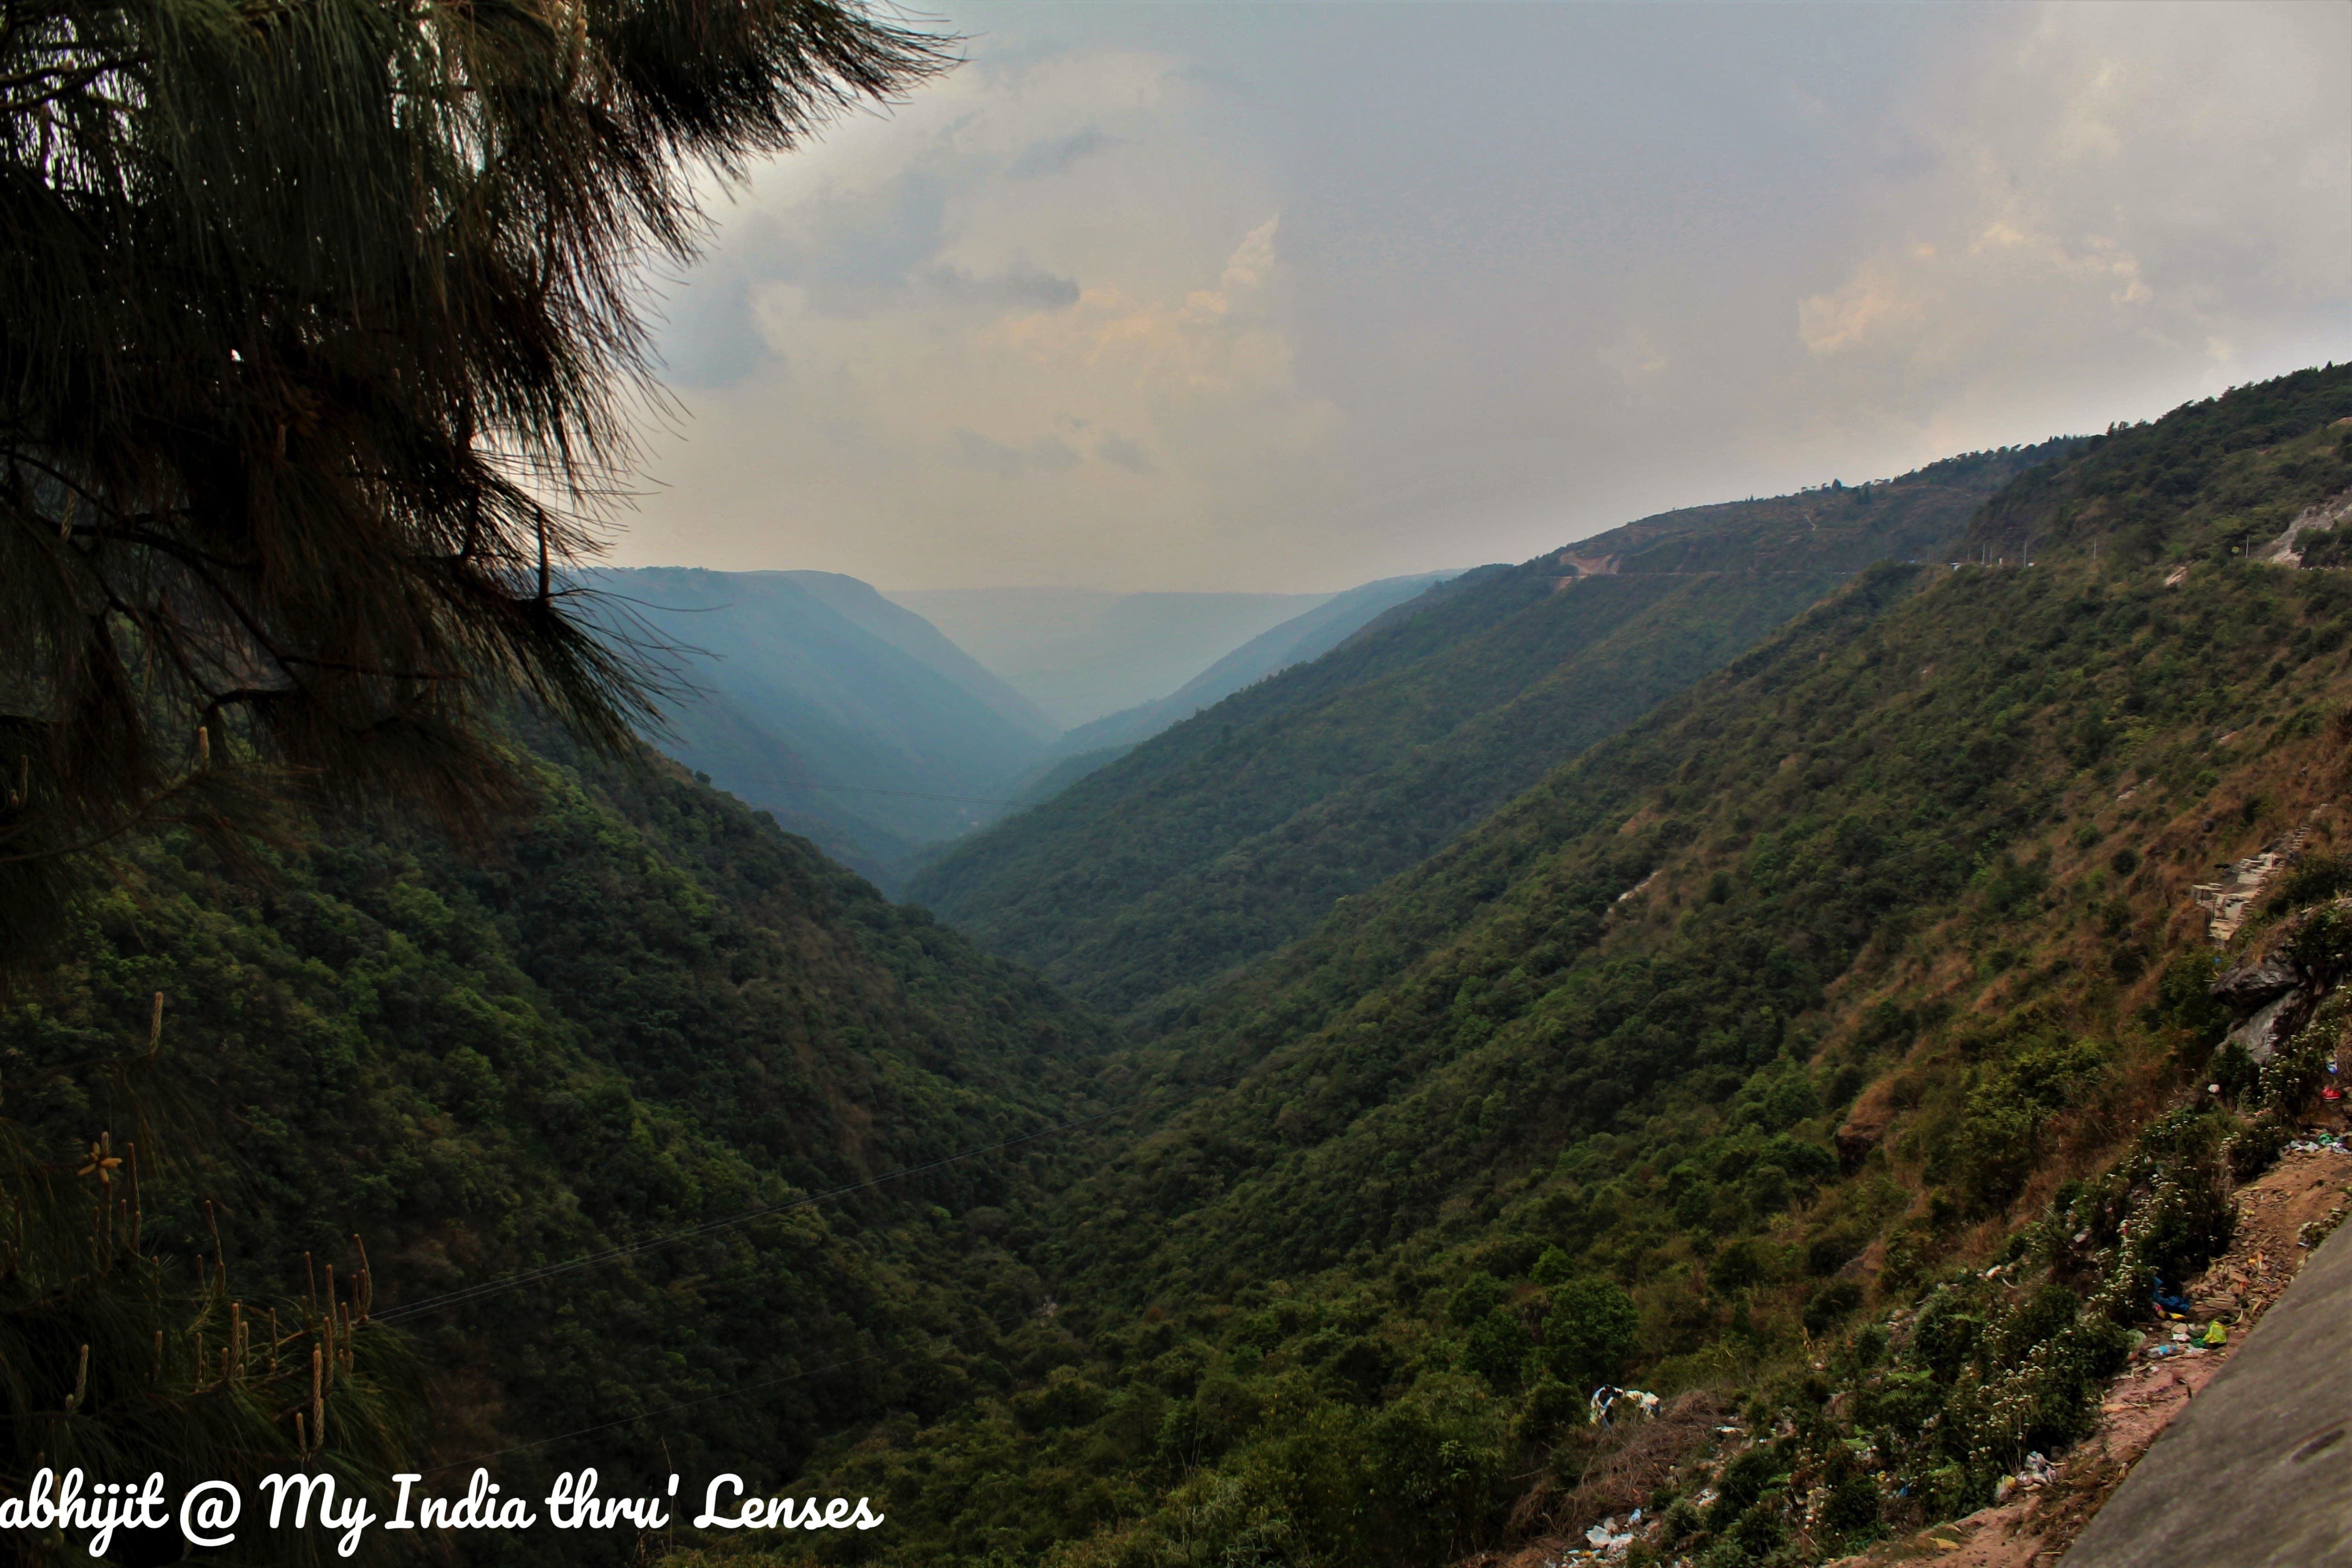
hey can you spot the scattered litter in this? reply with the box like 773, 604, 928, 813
1580, 1519, 1634, 1557
1586, 1386, 1660, 1426
2203, 1321, 2228, 1348
1994, 1451, 2060, 1503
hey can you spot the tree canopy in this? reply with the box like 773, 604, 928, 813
0, 0, 951, 956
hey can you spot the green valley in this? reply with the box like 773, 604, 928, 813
8, 368, 2349, 1568
767, 367, 2352, 1566
908, 444, 2068, 1026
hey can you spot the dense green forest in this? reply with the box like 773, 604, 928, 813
2, 723, 1107, 1563
908, 444, 2069, 1025
8, 368, 2349, 1568
745, 368, 2350, 1565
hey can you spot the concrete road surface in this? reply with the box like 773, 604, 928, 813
2063, 1215, 2352, 1567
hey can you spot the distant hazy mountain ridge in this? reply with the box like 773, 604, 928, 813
590, 567, 1471, 887
883, 587, 1334, 728
586, 568, 1056, 879
1045, 571, 1465, 760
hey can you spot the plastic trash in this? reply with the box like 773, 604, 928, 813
2202, 1321, 2228, 1348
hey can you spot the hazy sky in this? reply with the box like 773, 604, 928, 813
610, 0, 2351, 592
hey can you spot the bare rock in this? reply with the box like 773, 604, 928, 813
2211, 956, 2302, 1008
2226, 988, 2308, 1064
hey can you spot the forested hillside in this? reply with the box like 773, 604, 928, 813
2, 722, 1107, 1563
910, 444, 2066, 1024
12, 370, 2345, 1568
763, 366, 2352, 1568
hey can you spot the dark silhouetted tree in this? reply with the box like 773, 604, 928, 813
0, 0, 951, 958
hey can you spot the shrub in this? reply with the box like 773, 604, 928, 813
2156, 953, 2230, 1040
1323, 1336, 1399, 1405
1707, 1445, 1786, 1529
2259, 1026, 2333, 1115
1448, 1271, 1511, 1327
2287, 902, 2352, 986
2226, 1114, 2291, 1181
1014, 1369, 1111, 1432
1912, 1290, 1984, 1382
1950, 1096, 2038, 1213
2210, 1040, 2261, 1102
1517, 1377, 1585, 1437
2268, 853, 2352, 915
1804, 1228, 1865, 1277
1461, 1308, 1532, 1391
1989, 1284, 2078, 1368
1803, 1279, 1866, 1336
1543, 1278, 1642, 1392
1711, 1239, 1772, 1293
1820, 1471, 1883, 1534
1860, 1371, 1941, 1439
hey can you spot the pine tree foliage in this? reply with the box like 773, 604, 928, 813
0, 0, 952, 958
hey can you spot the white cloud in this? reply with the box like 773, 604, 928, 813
1771, 1, 2349, 467
614, 2, 2347, 591
621, 45, 1341, 589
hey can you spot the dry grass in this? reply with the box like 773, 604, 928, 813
1497, 1390, 1727, 1547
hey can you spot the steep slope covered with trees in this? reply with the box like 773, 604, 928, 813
2, 725, 1106, 1562
911, 446, 2067, 1024
778, 368, 2352, 1568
